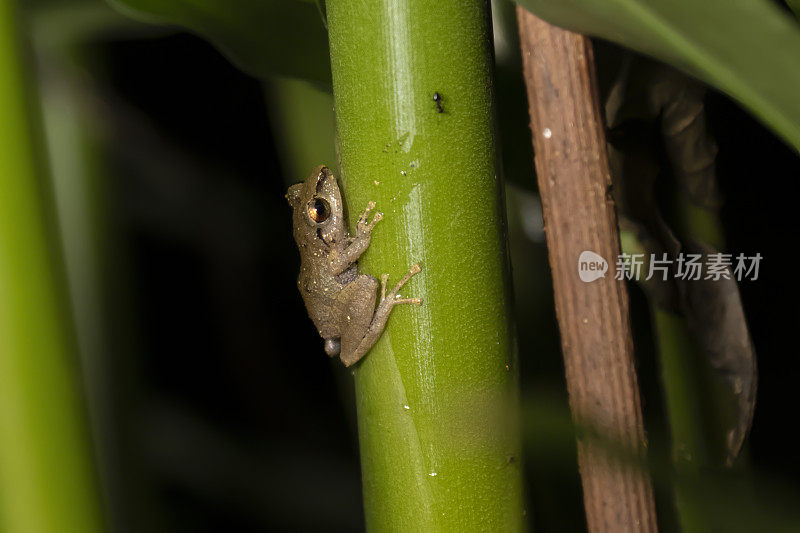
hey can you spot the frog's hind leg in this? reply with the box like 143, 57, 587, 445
336, 274, 378, 366
339, 265, 422, 367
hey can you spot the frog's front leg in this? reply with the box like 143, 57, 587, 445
338, 264, 422, 367
329, 201, 383, 275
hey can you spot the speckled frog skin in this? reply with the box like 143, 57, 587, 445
286, 165, 421, 367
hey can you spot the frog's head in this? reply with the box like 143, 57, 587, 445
286, 165, 345, 247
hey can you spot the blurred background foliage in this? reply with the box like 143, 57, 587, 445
1, 0, 800, 530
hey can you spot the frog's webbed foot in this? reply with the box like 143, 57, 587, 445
329, 202, 382, 275
380, 264, 423, 306
356, 201, 383, 237
331, 201, 383, 275
340, 264, 422, 368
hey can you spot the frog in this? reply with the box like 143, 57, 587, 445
286, 165, 422, 367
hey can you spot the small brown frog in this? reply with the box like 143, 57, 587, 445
287, 165, 422, 367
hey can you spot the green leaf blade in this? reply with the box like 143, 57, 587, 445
515, 0, 800, 152
106, 0, 332, 85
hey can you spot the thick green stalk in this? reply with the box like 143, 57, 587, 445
265, 76, 337, 183
621, 229, 727, 531
652, 310, 717, 532
0, 1, 103, 531
327, 1, 523, 530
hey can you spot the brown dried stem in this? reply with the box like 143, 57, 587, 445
516, 7, 658, 532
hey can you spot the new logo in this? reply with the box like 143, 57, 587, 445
578, 251, 608, 283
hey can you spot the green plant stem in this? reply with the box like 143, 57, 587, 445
621, 229, 726, 531
327, 0, 524, 530
0, 1, 103, 531
265, 76, 337, 184
651, 309, 724, 532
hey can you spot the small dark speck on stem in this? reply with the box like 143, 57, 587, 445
433, 91, 444, 113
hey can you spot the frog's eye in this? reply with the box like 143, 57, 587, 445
307, 198, 331, 223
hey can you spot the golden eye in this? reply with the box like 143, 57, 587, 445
307, 198, 330, 223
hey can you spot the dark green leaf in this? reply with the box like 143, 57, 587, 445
313, 0, 327, 28
608, 57, 756, 465
514, 0, 800, 152
106, 0, 331, 86
788, 0, 800, 21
